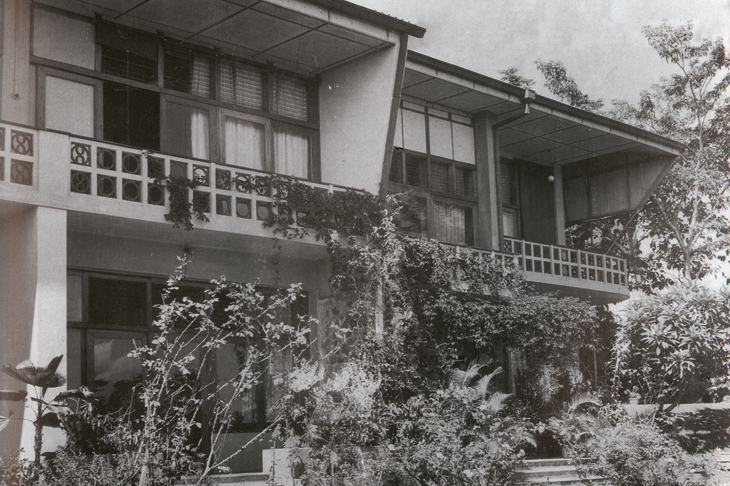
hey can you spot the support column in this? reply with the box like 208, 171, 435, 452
474, 113, 500, 250
553, 165, 566, 245
0, 205, 67, 461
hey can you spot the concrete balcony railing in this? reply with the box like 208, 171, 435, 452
66, 135, 347, 224
0, 122, 38, 189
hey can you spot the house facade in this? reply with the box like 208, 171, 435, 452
0, 0, 682, 471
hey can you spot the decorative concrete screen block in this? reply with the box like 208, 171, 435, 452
10, 160, 33, 186
11, 130, 33, 156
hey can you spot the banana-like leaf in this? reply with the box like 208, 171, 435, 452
473, 366, 503, 399
0, 390, 28, 402
0, 410, 13, 432
3, 355, 66, 391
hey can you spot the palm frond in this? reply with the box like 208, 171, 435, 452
473, 366, 503, 399
480, 391, 512, 414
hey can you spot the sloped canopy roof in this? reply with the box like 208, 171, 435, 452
403, 51, 684, 165
65, 0, 424, 75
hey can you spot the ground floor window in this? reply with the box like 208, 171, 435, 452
67, 271, 308, 430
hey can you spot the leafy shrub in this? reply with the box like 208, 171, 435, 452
573, 418, 714, 486
614, 282, 730, 407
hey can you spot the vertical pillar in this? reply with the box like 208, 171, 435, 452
552, 164, 566, 245
1, 0, 32, 124
474, 113, 500, 250
0, 205, 67, 461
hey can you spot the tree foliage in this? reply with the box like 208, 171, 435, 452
534, 60, 604, 111
613, 282, 730, 407
603, 22, 730, 288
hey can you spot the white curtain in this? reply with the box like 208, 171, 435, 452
274, 129, 309, 178
191, 56, 209, 98
435, 203, 466, 245
190, 108, 209, 160
225, 117, 265, 170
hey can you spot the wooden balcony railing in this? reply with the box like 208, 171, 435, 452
504, 237, 627, 288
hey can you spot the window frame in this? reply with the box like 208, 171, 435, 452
67, 270, 308, 431
499, 158, 522, 239
31, 8, 321, 180
161, 93, 219, 161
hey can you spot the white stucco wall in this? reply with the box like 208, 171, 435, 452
0, 205, 68, 461
318, 44, 401, 195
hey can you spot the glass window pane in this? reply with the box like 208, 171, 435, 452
272, 75, 308, 121
164, 50, 211, 97
164, 102, 209, 159
67, 275, 83, 322
33, 8, 95, 69
67, 328, 82, 390
103, 81, 160, 150
455, 167, 475, 198
393, 108, 404, 148
503, 211, 516, 238
220, 61, 263, 111
402, 110, 427, 153
499, 161, 518, 206
89, 278, 147, 326
389, 150, 404, 183
92, 335, 144, 411
434, 202, 468, 245
46, 76, 95, 137
428, 116, 452, 159
452, 122, 475, 164
274, 129, 309, 179
405, 154, 427, 188
225, 118, 266, 170
431, 162, 451, 194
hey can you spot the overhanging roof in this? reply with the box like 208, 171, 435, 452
55, 0, 424, 76
403, 51, 684, 165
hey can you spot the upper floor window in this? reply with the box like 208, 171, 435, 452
33, 8, 318, 179
390, 101, 477, 246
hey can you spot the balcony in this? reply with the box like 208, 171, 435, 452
457, 238, 629, 304
0, 121, 356, 256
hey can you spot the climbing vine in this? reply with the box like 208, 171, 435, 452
264, 176, 381, 241
157, 175, 210, 231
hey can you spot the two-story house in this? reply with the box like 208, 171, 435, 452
0, 0, 682, 474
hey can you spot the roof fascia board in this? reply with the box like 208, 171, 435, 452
296, 0, 426, 38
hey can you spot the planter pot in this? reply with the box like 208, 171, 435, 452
629, 397, 640, 405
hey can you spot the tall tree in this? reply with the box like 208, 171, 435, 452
606, 22, 730, 288
535, 60, 604, 111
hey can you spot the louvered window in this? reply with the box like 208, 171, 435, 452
455, 167, 475, 198
164, 49, 211, 98
220, 61, 264, 111
431, 162, 451, 194
500, 161, 518, 206
101, 46, 157, 84
98, 22, 157, 84
272, 75, 308, 121
405, 154, 428, 188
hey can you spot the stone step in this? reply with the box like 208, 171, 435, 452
514, 465, 583, 479
520, 458, 574, 468
179, 472, 269, 486
515, 475, 607, 485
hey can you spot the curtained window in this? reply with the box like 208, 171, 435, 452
434, 202, 473, 246
164, 101, 209, 159
274, 129, 310, 179
224, 117, 266, 170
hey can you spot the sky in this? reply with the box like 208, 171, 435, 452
351, 0, 730, 105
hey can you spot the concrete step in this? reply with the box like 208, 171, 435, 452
515, 458, 606, 485
205, 472, 269, 486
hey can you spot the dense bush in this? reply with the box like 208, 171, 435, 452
573, 418, 714, 486
614, 282, 730, 406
